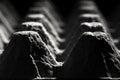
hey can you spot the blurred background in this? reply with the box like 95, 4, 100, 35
7, 0, 120, 19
